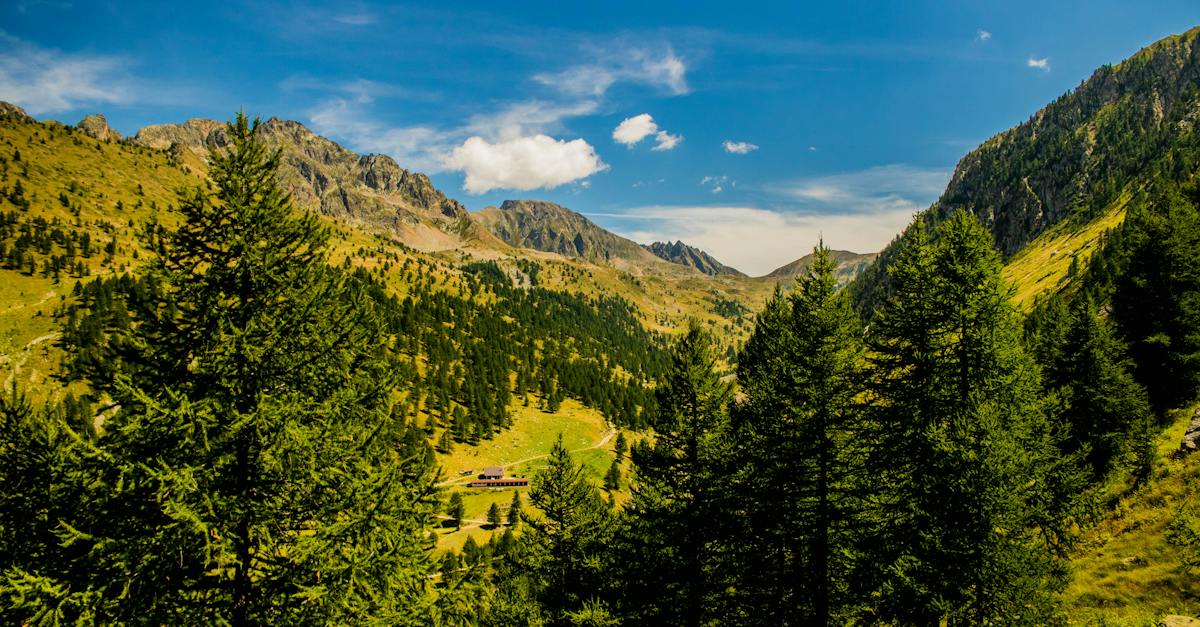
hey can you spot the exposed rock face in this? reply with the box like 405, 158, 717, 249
0, 101, 34, 123
644, 240, 745, 276
767, 250, 878, 283
1181, 409, 1200, 455
76, 114, 122, 142
130, 116, 471, 242
473, 200, 660, 266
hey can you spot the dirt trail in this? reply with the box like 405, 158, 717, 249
1, 331, 59, 389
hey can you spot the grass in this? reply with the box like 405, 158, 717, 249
431, 396, 640, 552
1002, 191, 1130, 310
1063, 405, 1200, 625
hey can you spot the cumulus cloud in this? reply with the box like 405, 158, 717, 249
612, 113, 681, 151
613, 113, 658, 145
0, 33, 134, 114
977, 29, 992, 42
1027, 57, 1050, 71
444, 134, 608, 194
723, 140, 758, 154
534, 45, 688, 97
652, 130, 682, 151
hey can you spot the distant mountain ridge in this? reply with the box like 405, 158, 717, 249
473, 200, 663, 267
767, 250, 878, 283
643, 240, 746, 276
131, 116, 495, 250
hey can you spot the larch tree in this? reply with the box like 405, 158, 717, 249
10, 114, 440, 625
731, 244, 868, 626
864, 211, 1069, 625
619, 321, 734, 626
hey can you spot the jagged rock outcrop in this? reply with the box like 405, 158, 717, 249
644, 240, 745, 276
767, 249, 878, 283
0, 102, 34, 123
474, 200, 660, 266
76, 114, 122, 141
1181, 409, 1200, 455
130, 116, 472, 245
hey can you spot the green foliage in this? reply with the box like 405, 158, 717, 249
518, 435, 615, 625
864, 212, 1070, 625
488, 502, 503, 528
731, 244, 868, 625
6, 114, 440, 624
450, 492, 467, 531
618, 321, 734, 626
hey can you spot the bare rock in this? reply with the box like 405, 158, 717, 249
1159, 615, 1200, 627
76, 114, 122, 142
1181, 409, 1200, 454
0, 101, 34, 123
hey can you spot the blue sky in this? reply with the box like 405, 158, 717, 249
2, 1, 1198, 274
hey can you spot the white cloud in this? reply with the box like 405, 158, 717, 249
595, 205, 917, 276
1027, 57, 1050, 71
444, 134, 608, 194
773, 164, 951, 213
0, 33, 134, 114
723, 140, 758, 154
333, 13, 376, 26
977, 29, 992, 42
613, 113, 658, 145
533, 45, 688, 97
652, 130, 682, 151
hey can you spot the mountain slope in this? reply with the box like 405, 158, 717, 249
767, 249, 877, 283
132, 116, 498, 251
643, 240, 745, 276
473, 199, 662, 268
851, 25, 1200, 315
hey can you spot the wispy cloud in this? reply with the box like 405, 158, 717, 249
771, 164, 951, 214
0, 33, 134, 114
1027, 56, 1050, 71
333, 13, 376, 26
977, 29, 992, 42
723, 140, 758, 154
533, 44, 688, 97
651, 130, 682, 151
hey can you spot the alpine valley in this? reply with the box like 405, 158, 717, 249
2, 13, 1200, 627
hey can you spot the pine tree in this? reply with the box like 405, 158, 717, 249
507, 491, 522, 528
520, 434, 614, 623
731, 244, 867, 625
864, 211, 1068, 625
613, 432, 628, 461
449, 491, 466, 531
619, 321, 735, 626
16, 114, 440, 625
603, 459, 621, 491
488, 502, 503, 528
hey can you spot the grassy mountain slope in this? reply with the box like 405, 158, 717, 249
852, 25, 1200, 317
1064, 406, 1200, 624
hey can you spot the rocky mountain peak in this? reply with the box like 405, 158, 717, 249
76, 114, 122, 142
644, 240, 745, 276
0, 102, 34, 123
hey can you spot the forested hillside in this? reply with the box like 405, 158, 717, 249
852, 25, 1200, 316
